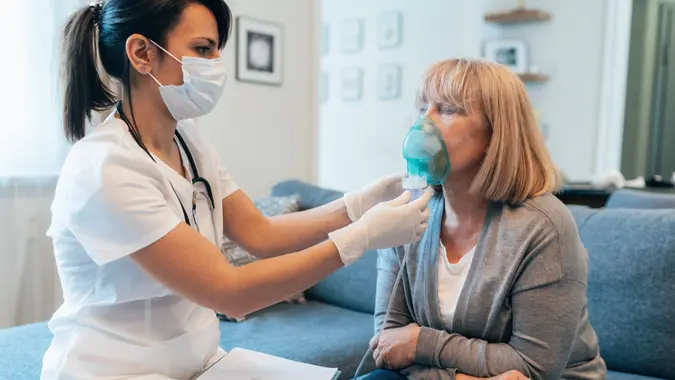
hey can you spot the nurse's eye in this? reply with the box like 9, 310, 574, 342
195, 46, 212, 56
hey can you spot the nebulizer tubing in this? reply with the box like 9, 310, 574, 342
352, 115, 449, 379
352, 179, 425, 378
351, 231, 415, 380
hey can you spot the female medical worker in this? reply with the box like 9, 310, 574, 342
42, 1, 432, 379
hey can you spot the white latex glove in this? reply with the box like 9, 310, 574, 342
329, 189, 432, 266
344, 174, 404, 222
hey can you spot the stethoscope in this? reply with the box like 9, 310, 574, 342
116, 103, 215, 231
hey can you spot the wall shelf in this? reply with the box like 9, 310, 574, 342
484, 8, 552, 24
518, 73, 549, 83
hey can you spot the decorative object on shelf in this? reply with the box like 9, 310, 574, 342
377, 11, 403, 49
340, 18, 364, 53
518, 72, 549, 83
319, 71, 329, 104
236, 16, 283, 86
484, 0, 552, 24
484, 39, 528, 74
321, 24, 329, 57
378, 64, 402, 100
341, 67, 363, 102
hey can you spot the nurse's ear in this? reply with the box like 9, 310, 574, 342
125, 34, 159, 75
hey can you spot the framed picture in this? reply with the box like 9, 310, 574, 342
236, 16, 283, 86
321, 24, 329, 57
340, 18, 364, 53
377, 12, 403, 49
378, 64, 402, 100
483, 39, 527, 74
319, 71, 329, 104
341, 68, 363, 102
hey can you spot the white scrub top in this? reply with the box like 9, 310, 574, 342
41, 111, 238, 380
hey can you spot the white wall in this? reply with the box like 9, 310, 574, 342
201, 0, 318, 198
489, 0, 608, 181
319, 0, 490, 192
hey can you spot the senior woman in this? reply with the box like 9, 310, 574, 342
365, 59, 606, 380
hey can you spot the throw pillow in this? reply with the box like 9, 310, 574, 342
218, 194, 305, 322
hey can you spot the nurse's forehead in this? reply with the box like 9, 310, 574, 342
170, 3, 219, 43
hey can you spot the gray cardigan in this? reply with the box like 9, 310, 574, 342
375, 193, 606, 380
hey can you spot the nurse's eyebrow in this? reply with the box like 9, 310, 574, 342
193, 37, 217, 47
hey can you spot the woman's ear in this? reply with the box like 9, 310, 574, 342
125, 34, 158, 75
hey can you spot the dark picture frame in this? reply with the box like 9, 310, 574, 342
236, 16, 283, 86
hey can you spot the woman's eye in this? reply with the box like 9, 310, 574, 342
439, 106, 458, 115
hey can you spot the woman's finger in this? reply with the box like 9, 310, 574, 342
374, 350, 386, 369
379, 347, 391, 370
369, 334, 379, 350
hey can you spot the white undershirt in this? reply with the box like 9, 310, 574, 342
437, 243, 476, 330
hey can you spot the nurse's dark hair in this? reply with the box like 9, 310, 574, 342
61, 0, 232, 142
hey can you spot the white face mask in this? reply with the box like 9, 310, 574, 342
148, 40, 227, 121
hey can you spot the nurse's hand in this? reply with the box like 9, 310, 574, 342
328, 188, 432, 265
344, 173, 404, 221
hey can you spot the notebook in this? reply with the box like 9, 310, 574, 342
195, 348, 341, 380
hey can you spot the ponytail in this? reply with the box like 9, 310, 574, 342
61, 5, 116, 143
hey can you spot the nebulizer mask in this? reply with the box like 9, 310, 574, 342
352, 115, 450, 379
402, 114, 451, 196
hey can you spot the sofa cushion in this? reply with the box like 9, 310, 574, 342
569, 207, 675, 379
272, 180, 344, 211
606, 189, 675, 209
272, 180, 379, 314
221, 301, 377, 379
0, 302, 378, 380
304, 250, 378, 314
607, 370, 667, 380
0, 322, 51, 380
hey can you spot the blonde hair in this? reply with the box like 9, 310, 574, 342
417, 58, 562, 204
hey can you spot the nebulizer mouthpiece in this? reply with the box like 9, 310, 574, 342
401, 115, 450, 200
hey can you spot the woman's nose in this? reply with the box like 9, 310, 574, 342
423, 106, 442, 126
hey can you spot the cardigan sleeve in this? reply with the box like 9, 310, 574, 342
374, 247, 414, 333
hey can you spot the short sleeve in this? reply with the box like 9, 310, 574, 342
68, 152, 182, 266
217, 159, 238, 199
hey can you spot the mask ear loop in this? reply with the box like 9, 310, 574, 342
149, 39, 183, 64
147, 72, 163, 87
146, 39, 184, 87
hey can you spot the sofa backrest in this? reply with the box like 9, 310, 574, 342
606, 188, 675, 209
568, 205, 675, 378
272, 181, 378, 314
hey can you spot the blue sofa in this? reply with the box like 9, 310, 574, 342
1, 181, 674, 380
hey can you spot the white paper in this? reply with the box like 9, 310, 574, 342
196, 348, 340, 380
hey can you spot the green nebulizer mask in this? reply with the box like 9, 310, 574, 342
401, 115, 450, 198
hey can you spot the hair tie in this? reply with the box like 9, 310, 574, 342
89, 1, 102, 25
